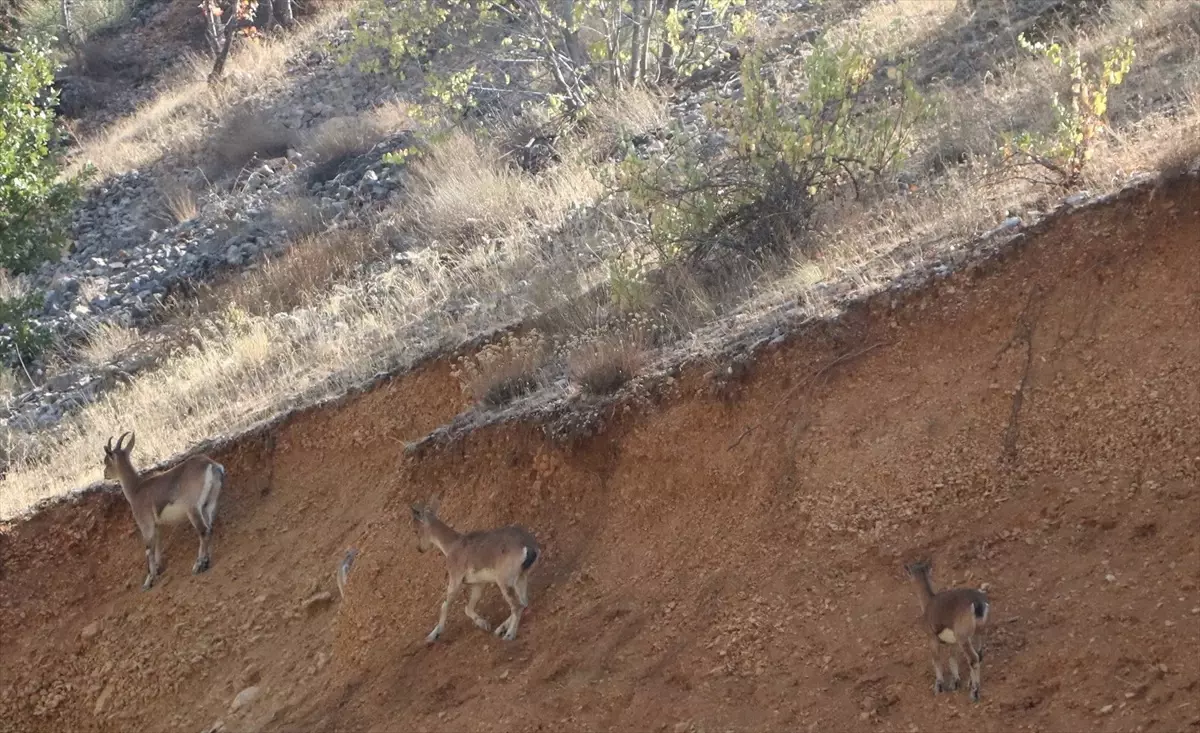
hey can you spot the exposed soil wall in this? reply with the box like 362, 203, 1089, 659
1, 175, 1198, 733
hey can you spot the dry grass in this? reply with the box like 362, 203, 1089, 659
452, 331, 550, 407
66, 7, 344, 178
566, 330, 648, 396
271, 194, 329, 238
208, 108, 297, 181
398, 129, 602, 247
190, 228, 383, 318
157, 179, 199, 224
302, 100, 415, 184
78, 320, 139, 367
3, 0, 1199, 519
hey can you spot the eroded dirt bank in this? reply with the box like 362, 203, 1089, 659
1, 176, 1198, 733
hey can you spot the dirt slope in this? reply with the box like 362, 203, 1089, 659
1, 175, 1198, 733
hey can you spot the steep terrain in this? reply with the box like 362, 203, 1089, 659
1, 172, 1198, 732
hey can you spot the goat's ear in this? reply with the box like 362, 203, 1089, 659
410, 504, 422, 521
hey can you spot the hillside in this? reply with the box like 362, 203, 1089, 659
0, 0, 1198, 730
0, 168, 1197, 732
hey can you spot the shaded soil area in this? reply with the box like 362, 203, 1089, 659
1, 175, 1198, 733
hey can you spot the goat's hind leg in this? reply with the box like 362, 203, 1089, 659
493, 580, 524, 641
187, 508, 212, 574
962, 639, 983, 702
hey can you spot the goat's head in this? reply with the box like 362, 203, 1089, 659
904, 559, 932, 580
102, 431, 136, 481
409, 499, 440, 553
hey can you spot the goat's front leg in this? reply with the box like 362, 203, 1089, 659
464, 585, 491, 631
141, 525, 160, 591
426, 576, 462, 644
929, 638, 947, 693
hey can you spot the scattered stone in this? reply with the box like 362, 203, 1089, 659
302, 591, 335, 614
80, 621, 101, 641
230, 686, 261, 713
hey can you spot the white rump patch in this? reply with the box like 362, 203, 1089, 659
937, 628, 958, 644
158, 502, 190, 524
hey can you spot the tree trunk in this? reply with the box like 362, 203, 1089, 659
208, 0, 240, 85
59, 0, 72, 46
277, 0, 294, 29
657, 0, 677, 82
628, 0, 644, 84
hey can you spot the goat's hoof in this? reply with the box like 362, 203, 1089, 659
502, 630, 517, 641
934, 680, 945, 694
425, 630, 441, 645
493, 621, 510, 637
970, 687, 981, 703
193, 558, 210, 574
141, 578, 155, 591
473, 618, 492, 632
949, 678, 961, 692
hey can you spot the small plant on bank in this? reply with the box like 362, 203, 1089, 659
563, 314, 658, 395
615, 38, 927, 262
452, 330, 549, 407
1000, 34, 1136, 189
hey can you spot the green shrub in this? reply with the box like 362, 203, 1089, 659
615, 39, 926, 261
1, 36, 88, 274
1001, 34, 1135, 189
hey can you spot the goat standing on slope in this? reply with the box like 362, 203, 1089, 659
904, 559, 990, 702
103, 431, 226, 591
410, 500, 540, 644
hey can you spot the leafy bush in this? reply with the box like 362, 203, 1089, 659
1, 36, 87, 274
615, 39, 926, 261
344, 0, 750, 114
1001, 34, 1135, 189
1, 37, 85, 366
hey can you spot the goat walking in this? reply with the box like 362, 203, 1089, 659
904, 559, 990, 702
410, 500, 540, 643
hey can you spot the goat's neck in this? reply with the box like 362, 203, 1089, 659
426, 516, 462, 556
114, 458, 143, 499
912, 573, 936, 611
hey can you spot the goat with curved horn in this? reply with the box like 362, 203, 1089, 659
103, 430, 227, 590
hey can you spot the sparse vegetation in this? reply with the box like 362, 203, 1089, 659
345, 0, 750, 113
1, 0, 1199, 518
302, 99, 414, 183
1001, 34, 1137, 189
452, 330, 549, 407
565, 326, 647, 395
616, 38, 927, 261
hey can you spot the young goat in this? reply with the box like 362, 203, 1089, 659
904, 559, 990, 702
103, 431, 226, 591
410, 500, 540, 644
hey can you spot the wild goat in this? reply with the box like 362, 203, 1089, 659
904, 559, 990, 702
410, 500, 540, 643
102, 431, 226, 591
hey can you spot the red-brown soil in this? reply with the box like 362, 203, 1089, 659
2, 175, 1198, 733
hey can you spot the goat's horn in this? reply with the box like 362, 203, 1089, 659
116, 431, 131, 450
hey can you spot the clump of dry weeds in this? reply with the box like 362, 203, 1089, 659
191, 227, 381, 317
452, 330, 549, 407
302, 100, 414, 184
